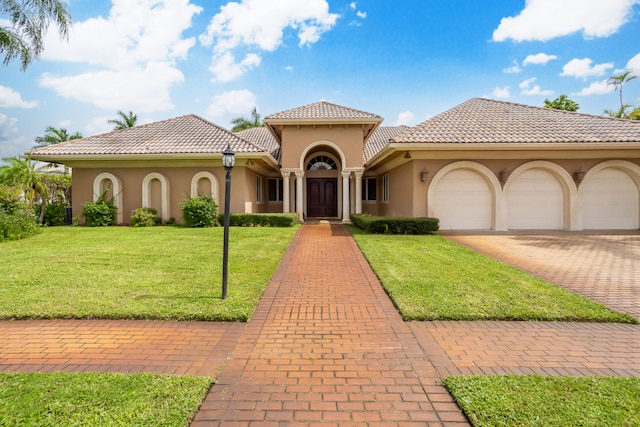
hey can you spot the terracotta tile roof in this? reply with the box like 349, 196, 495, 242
265, 101, 382, 121
27, 114, 266, 157
394, 98, 640, 144
364, 126, 412, 161
234, 127, 281, 162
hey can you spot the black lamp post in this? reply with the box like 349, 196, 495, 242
221, 144, 235, 299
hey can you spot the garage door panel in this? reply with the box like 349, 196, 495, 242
433, 169, 492, 230
582, 168, 639, 230
507, 169, 564, 230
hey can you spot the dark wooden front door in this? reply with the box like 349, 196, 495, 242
307, 178, 338, 217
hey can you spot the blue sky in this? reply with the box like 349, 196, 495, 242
1, 0, 640, 161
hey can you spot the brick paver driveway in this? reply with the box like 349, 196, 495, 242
446, 233, 640, 319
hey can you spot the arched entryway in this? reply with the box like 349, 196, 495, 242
305, 151, 340, 218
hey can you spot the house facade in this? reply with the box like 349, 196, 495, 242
28, 98, 640, 231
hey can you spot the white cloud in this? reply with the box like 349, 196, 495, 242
0, 114, 27, 160
200, 0, 338, 82
206, 90, 257, 118
627, 53, 640, 74
493, 0, 639, 42
39, 61, 184, 112
357, 11, 367, 19
350, 2, 356, 10
0, 86, 39, 108
395, 111, 414, 126
39, 0, 201, 111
523, 53, 557, 66
519, 77, 553, 96
560, 58, 614, 79
503, 60, 522, 74
493, 86, 511, 98
573, 80, 616, 96
209, 52, 262, 83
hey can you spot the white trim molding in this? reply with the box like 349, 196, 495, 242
190, 171, 219, 204
142, 172, 170, 223
93, 172, 123, 224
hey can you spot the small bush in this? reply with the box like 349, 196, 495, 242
130, 207, 161, 227
350, 213, 439, 234
82, 192, 116, 227
181, 196, 218, 227
218, 213, 299, 227
40, 200, 68, 226
0, 209, 41, 241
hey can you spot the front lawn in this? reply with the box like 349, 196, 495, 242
350, 230, 636, 323
0, 226, 297, 321
443, 375, 640, 427
0, 372, 212, 427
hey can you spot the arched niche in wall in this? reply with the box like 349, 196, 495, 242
92, 172, 123, 224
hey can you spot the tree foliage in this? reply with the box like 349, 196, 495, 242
0, 0, 72, 70
231, 107, 263, 132
34, 126, 82, 148
605, 71, 639, 120
108, 110, 137, 130
543, 95, 579, 112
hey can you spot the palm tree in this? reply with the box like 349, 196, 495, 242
0, 155, 49, 223
34, 126, 82, 148
604, 105, 632, 119
607, 71, 637, 111
0, 0, 72, 70
108, 110, 137, 130
231, 107, 263, 132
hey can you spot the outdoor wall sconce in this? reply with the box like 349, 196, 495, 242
573, 166, 586, 183
420, 169, 429, 183
499, 168, 510, 184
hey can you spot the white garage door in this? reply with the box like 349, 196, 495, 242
582, 168, 639, 230
507, 169, 564, 230
433, 169, 492, 230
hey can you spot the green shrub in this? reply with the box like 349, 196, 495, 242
181, 196, 218, 227
130, 207, 161, 227
350, 213, 439, 234
39, 200, 68, 226
218, 213, 299, 227
0, 209, 41, 241
82, 192, 116, 227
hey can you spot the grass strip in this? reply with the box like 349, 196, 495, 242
0, 372, 212, 427
443, 375, 640, 427
0, 226, 297, 321
350, 229, 636, 322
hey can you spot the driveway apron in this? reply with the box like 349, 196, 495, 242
192, 223, 469, 426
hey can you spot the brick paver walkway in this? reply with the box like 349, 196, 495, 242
192, 224, 467, 426
2, 225, 640, 426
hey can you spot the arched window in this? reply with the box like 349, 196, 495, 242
307, 155, 337, 170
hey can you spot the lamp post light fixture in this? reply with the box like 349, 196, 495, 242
221, 144, 235, 299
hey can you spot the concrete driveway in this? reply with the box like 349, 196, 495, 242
445, 232, 640, 319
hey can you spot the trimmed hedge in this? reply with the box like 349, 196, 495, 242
350, 213, 439, 234
218, 213, 299, 227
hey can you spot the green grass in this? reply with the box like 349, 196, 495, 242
350, 229, 636, 323
0, 226, 297, 321
443, 375, 640, 427
0, 372, 212, 427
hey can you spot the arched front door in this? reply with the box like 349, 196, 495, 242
305, 153, 339, 218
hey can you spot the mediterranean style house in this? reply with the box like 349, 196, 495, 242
28, 98, 640, 231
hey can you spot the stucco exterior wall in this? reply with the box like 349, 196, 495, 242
280, 126, 366, 169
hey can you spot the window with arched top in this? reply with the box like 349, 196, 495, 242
307, 155, 337, 170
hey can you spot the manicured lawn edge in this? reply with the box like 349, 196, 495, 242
0, 372, 213, 427
443, 375, 640, 427
349, 228, 636, 323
